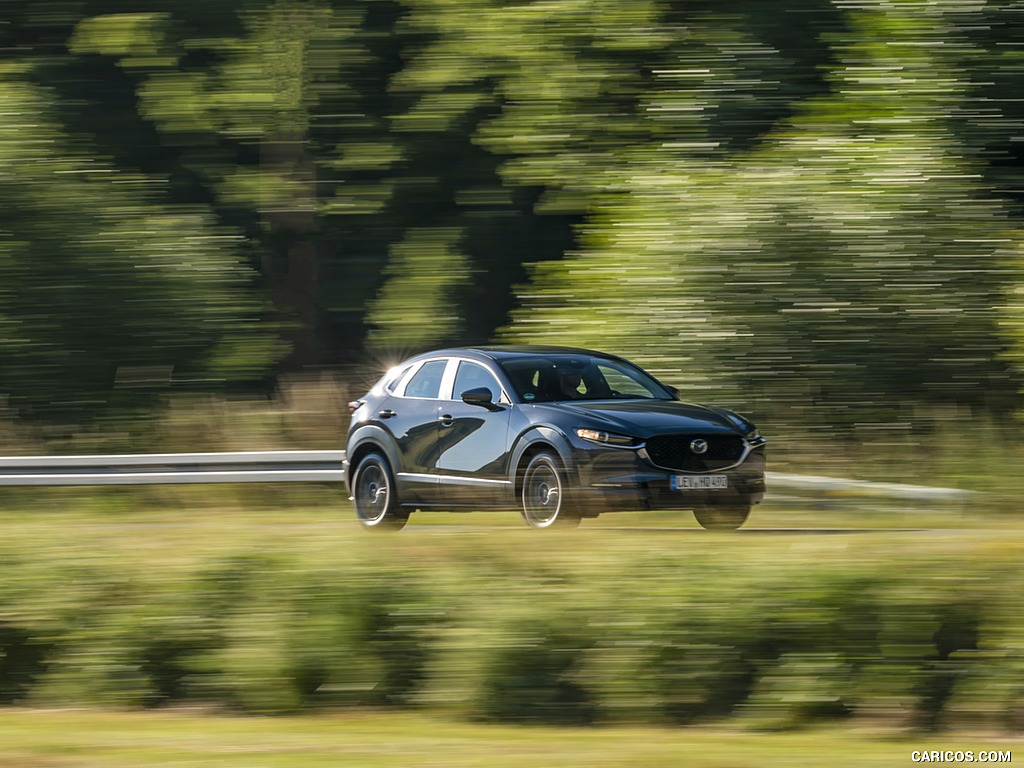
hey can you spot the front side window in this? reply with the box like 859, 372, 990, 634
403, 359, 447, 399
453, 361, 503, 401
499, 355, 671, 403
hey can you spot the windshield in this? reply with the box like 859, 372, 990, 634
498, 355, 673, 403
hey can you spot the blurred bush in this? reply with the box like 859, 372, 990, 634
1, 544, 1022, 732
471, 609, 598, 725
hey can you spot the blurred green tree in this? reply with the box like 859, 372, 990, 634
0, 66, 280, 421
499, 0, 1019, 428
66, 3, 372, 370
0, 0, 1022, 436
377, 0, 842, 353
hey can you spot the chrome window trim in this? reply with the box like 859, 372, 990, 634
384, 363, 415, 394
497, 353, 673, 403
392, 359, 424, 398
440, 357, 511, 405
394, 357, 450, 400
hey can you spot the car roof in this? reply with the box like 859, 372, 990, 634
428, 345, 626, 362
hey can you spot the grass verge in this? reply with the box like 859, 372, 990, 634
3, 494, 1024, 730
0, 710, 1019, 768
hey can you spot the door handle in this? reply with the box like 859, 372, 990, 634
378, 409, 396, 419
439, 414, 455, 427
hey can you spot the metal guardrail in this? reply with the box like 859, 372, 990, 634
765, 471, 975, 502
0, 452, 975, 502
0, 451, 346, 486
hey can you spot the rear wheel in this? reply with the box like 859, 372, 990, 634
693, 504, 750, 531
520, 452, 580, 529
352, 452, 408, 530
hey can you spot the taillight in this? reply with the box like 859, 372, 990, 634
347, 400, 365, 414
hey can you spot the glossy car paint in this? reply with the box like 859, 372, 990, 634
344, 347, 766, 517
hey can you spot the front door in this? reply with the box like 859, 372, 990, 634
433, 360, 513, 506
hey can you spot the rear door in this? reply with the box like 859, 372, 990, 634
387, 358, 448, 503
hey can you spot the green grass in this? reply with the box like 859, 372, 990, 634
3, 488, 1024, 732
0, 485, 1020, 578
0, 710, 1019, 768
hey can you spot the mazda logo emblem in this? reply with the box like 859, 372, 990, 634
690, 439, 708, 455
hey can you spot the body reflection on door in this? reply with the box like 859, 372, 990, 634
434, 360, 514, 506
434, 404, 511, 504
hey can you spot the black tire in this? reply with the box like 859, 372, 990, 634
693, 504, 750, 531
352, 452, 408, 530
520, 452, 581, 529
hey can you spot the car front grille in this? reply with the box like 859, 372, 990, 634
645, 434, 746, 472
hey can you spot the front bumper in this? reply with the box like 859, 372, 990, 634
569, 441, 766, 515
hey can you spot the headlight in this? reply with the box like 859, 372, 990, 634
575, 428, 638, 447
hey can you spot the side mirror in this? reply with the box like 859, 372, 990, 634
461, 387, 495, 407
665, 385, 680, 400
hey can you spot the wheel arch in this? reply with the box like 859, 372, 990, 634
346, 425, 401, 485
509, 426, 576, 500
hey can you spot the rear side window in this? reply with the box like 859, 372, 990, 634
403, 360, 447, 399
383, 365, 413, 393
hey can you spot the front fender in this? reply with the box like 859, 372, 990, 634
508, 426, 579, 487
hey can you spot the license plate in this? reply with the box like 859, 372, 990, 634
671, 475, 728, 490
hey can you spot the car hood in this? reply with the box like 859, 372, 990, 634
532, 400, 749, 437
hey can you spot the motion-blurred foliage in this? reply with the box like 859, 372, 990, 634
0, 0, 1024, 438
496, 1, 1019, 427
0, 65, 280, 420
0, 534, 1019, 731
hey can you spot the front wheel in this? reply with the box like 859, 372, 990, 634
352, 452, 408, 530
520, 452, 580, 529
693, 504, 750, 531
